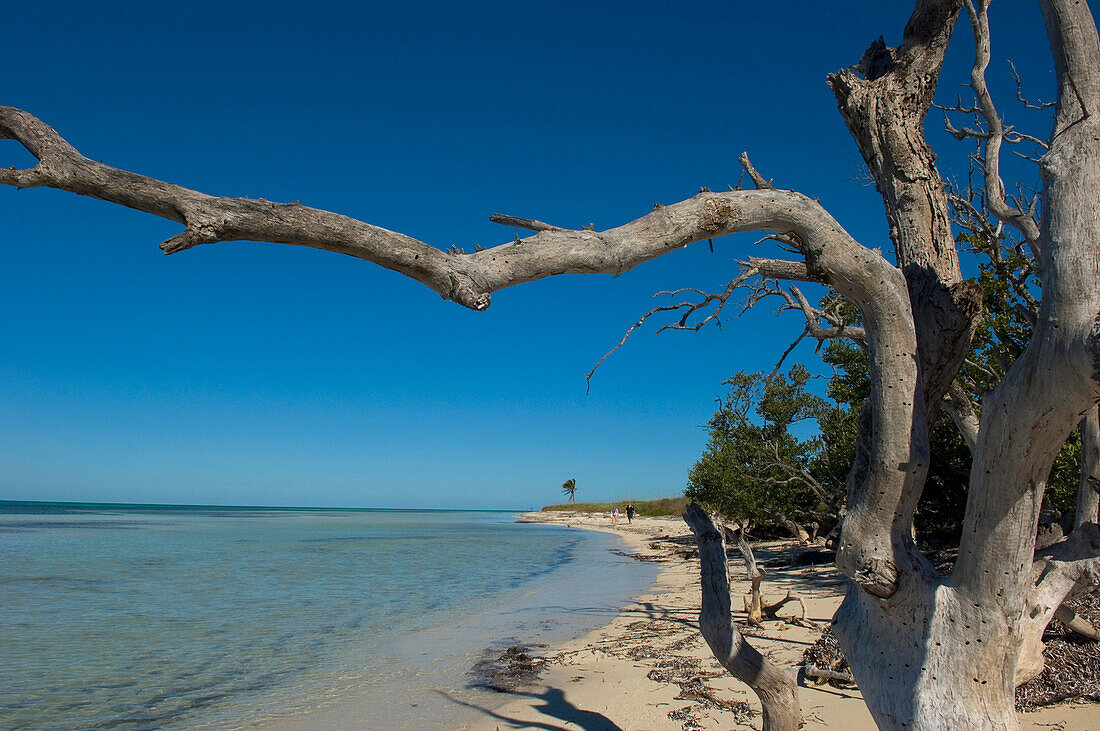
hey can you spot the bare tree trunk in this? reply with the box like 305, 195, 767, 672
836, 582, 1026, 728
685, 505, 799, 731
828, 0, 982, 418
830, 0, 1100, 725
724, 525, 766, 625
1077, 407, 1100, 529
1018, 409, 1100, 682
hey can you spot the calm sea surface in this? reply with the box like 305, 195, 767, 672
0, 502, 659, 729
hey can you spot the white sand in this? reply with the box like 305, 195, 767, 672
464, 511, 1100, 730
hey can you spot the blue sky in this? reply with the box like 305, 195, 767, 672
0, 1, 1055, 509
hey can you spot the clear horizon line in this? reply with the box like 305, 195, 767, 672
0, 498, 530, 513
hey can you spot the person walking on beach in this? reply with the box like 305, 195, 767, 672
610, 507, 618, 526
626, 504, 635, 524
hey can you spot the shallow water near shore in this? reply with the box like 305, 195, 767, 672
0, 501, 658, 729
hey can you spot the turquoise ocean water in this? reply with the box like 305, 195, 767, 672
0, 502, 660, 729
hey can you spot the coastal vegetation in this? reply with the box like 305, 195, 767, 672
685, 364, 845, 543
541, 497, 688, 517
3, 0, 1099, 727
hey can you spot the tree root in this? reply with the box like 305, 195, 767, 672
1054, 605, 1100, 640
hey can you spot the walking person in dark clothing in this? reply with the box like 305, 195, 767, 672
625, 504, 635, 523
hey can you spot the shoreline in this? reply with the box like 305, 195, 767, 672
465, 511, 1100, 730
243, 513, 660, 730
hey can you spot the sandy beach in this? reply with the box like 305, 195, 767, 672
465, 511, 1100, 730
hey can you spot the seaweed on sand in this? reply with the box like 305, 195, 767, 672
468, 644, 548, 692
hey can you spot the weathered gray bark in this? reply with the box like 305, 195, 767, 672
1017, 408, 1100, 683
943, 381, 980, 454
0, 107, 867, 316
828, 0, 983, 419
1054, 604, 1100, 640
824, 0, 971, 609
3, 0, 1100, 727
685, 505, 799, 731
829, 0, 1100, 727
724, 524, 767, 624
954, 0, 1100, 627
1019, 523, 1100, 685
1077, 408, 1100, 529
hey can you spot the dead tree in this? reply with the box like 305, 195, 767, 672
2, 0, 1100, 726
721, 523, 806, 625
723, 523, 767, 624
685, 505, 799, 731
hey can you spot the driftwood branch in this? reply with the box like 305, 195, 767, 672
804, 665, 857, 686
724, 524, 767, 625
684, 504, 800, 730
761, 592, 807, 622
1053, 604, 1100, 640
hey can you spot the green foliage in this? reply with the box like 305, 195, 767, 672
540, 496, 689, 516
960, 231, 1039, 393
561, 478, 577, 502
683, 228, 1090, 542
684, 365, 843, 529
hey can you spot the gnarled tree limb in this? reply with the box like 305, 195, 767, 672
0, 106, 866, 316
953, 0, 1100, 603
685, 504, 799, 731
1, 103, 930, 600
0, 104, 930, 600
957, 0, 1043, 254
1018, 522, 1100, 683
828, 0, 983, 422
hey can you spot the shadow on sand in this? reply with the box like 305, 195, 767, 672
440, 687, 623, 730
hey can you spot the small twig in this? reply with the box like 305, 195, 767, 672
1008, 60, 1055, 110
585, 267, 759, 390
738, 152, 774, 190
488, 213, 565, 232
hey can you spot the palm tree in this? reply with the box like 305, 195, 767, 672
561, 478, 577, 503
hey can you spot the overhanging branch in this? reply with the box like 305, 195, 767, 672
2, 104, 926, 599
1, 106, 869, 315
